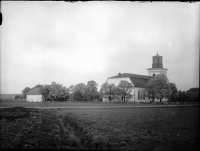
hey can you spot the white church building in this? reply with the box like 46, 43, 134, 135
103, 53, 168, 103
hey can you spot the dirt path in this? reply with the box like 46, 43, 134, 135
54, 111, 84, 149
52, 109, 114, 150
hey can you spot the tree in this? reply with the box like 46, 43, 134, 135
15, 95, 21, 100
178, 90, 187, 102
169, 83, 178, 102
85, 80, 98, 101
93, 91, 101, 101
145, 78, 156, 102
22, 87, 31, 98
39, 82, 70, 101
53, 86, 70, 101
138, 88, 146, 102
40, 85, 51, 101
186, 88, 199, 102
68, 85, 74, 101
73, 83, 87, 101
153, 74, 171, 102
48, 82, 63, 101
145, 74, 171, 102
117, 80, 134, 102
100, 83, 117, 102
47, 82, 71, 101
69, 85, 74, 92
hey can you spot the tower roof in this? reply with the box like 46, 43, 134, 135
153, 52, 162, 57
151, 52, 164, 68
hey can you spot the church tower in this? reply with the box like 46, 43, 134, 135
147, 52, 168, 77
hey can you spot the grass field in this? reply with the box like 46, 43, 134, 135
0, 102, 46, 107
0, 106, 199, 150
1, 101, 198, 108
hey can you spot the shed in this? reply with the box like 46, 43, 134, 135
26, 88, 44, 102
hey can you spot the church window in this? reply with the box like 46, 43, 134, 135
138, 91, 140, 100
142, 91, 145, 100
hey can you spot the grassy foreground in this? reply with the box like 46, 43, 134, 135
0, 106, 199, 150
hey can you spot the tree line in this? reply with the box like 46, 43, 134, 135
20, 81, 100, 102
19, 80, 135, 102
142, 74, 199, 103
19, 74, 199, 103
100, 80, 134, 102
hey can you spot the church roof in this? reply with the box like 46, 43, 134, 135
108, 73, 151, 88
129, 77, 150, 88
27, 88, 42, 95
108, 73, 151, 79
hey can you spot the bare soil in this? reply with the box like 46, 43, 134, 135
0, 106, 199, 150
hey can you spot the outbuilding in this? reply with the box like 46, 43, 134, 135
26, 88, 44, 102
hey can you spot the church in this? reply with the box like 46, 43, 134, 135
102, 53, 168, 103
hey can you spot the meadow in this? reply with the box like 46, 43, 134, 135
0, 101, 198, 108
0, 106, 199, 150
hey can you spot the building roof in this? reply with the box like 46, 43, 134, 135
108, 73, 151, 88
108, 73, 151, 79
27, 88, 42, 95
129, 77, 150, 88
147, 68, 168, 70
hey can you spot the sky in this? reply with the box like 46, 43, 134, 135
1, 1, 199, 94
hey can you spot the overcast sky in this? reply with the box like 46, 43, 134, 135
1, 2, 199, 94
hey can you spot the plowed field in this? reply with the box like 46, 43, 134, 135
0, 106, 199, 150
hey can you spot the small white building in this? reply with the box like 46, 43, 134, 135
26, 88, 44, 102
